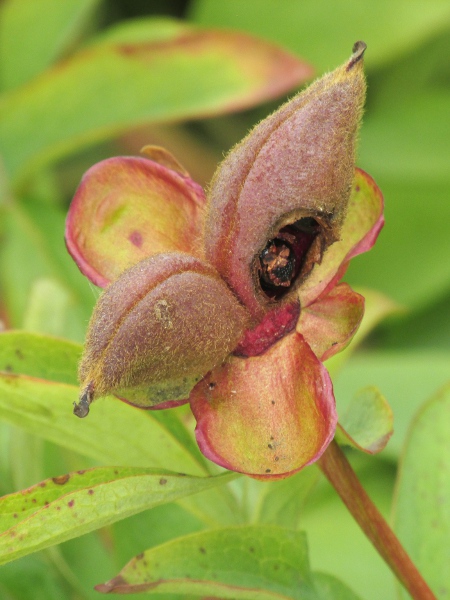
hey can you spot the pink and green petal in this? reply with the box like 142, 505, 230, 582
298, 168, 384, 308
65, 156, 206, 287
297, 282, 365, 362
190, 332, 337, 479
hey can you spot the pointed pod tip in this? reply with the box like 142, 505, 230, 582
347, 41, 367, 71
73, 382, 94, 418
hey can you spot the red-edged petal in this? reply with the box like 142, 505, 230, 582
190, 332, 337, 479
65, 156, 206, 287
297, 282, 364, 362
298, 168, 384, 307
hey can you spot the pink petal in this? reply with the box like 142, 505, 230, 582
190, 332, 337, 479
298, 168, 384, 307
66, 156, 206, 287
297, 282, 365, 362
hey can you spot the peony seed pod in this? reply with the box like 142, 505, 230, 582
74, 253, 250, 417
205, 42, 367, 319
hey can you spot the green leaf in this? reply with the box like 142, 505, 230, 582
0, 19, 312, 185
253, 468, 320, 528
0, 554, 69, 600
0, 466, 235, 566
22, 278, 73, 336
312, 572, 363, 600
346, 177, 450, 311
0, 331, 242, 526
358, 29, 450, 184
346, 36, 450, 311
300, 459, 397, 600
0, 0, 102, 91
333, 350, 450, 460
325, 287, 402, 377
393, 383, 450, 600
0, 201, 95, 340
0, 330, 80, 384
0, 373, 204, 474
336, 386, 393, 454
95, 526, 315, 598
190, 0, 450, 72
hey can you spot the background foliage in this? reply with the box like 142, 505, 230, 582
0, 1, 449, 599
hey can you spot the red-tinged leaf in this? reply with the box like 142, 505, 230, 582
66, 156, 206, 286
299, 168, 384, 308
0, 20, 313, 184
190, 332, 337, 479
297, 282, 364, 362
336, 386, 393, 454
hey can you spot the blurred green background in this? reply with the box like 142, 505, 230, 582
0, 1, 449, 599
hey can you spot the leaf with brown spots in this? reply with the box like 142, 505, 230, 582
0, 467, 236, 566
95, 525, 363, 599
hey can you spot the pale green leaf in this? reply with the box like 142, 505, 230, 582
0, 332, 241, 526
312, 572, 363, 600
336, 386, 393, 454
346, 178, 450, 311
253, 468, 320, 528
333, 350, 450, 459
191, 0, 450, 72
0, 201, 96, 339
326, 287, 402, 377
96, 526, 314, 598
0, 373, 204, 474
393, 383, 450, 599
0, 0, 102, 91
0, 330, 80, 384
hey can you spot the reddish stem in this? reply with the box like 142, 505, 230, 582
317, 440, 436, 600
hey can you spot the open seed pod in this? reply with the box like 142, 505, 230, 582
204, 42, 367, 319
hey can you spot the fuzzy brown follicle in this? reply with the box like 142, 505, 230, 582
205, 42, 367, 319
75, 253, 250, 412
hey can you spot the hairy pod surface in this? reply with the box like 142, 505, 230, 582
204, 42, 367, 319
75, 253, 250, 415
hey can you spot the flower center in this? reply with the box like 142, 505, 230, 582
258, 217, 319, 299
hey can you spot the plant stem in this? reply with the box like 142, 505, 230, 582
317, 440, 436, 600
